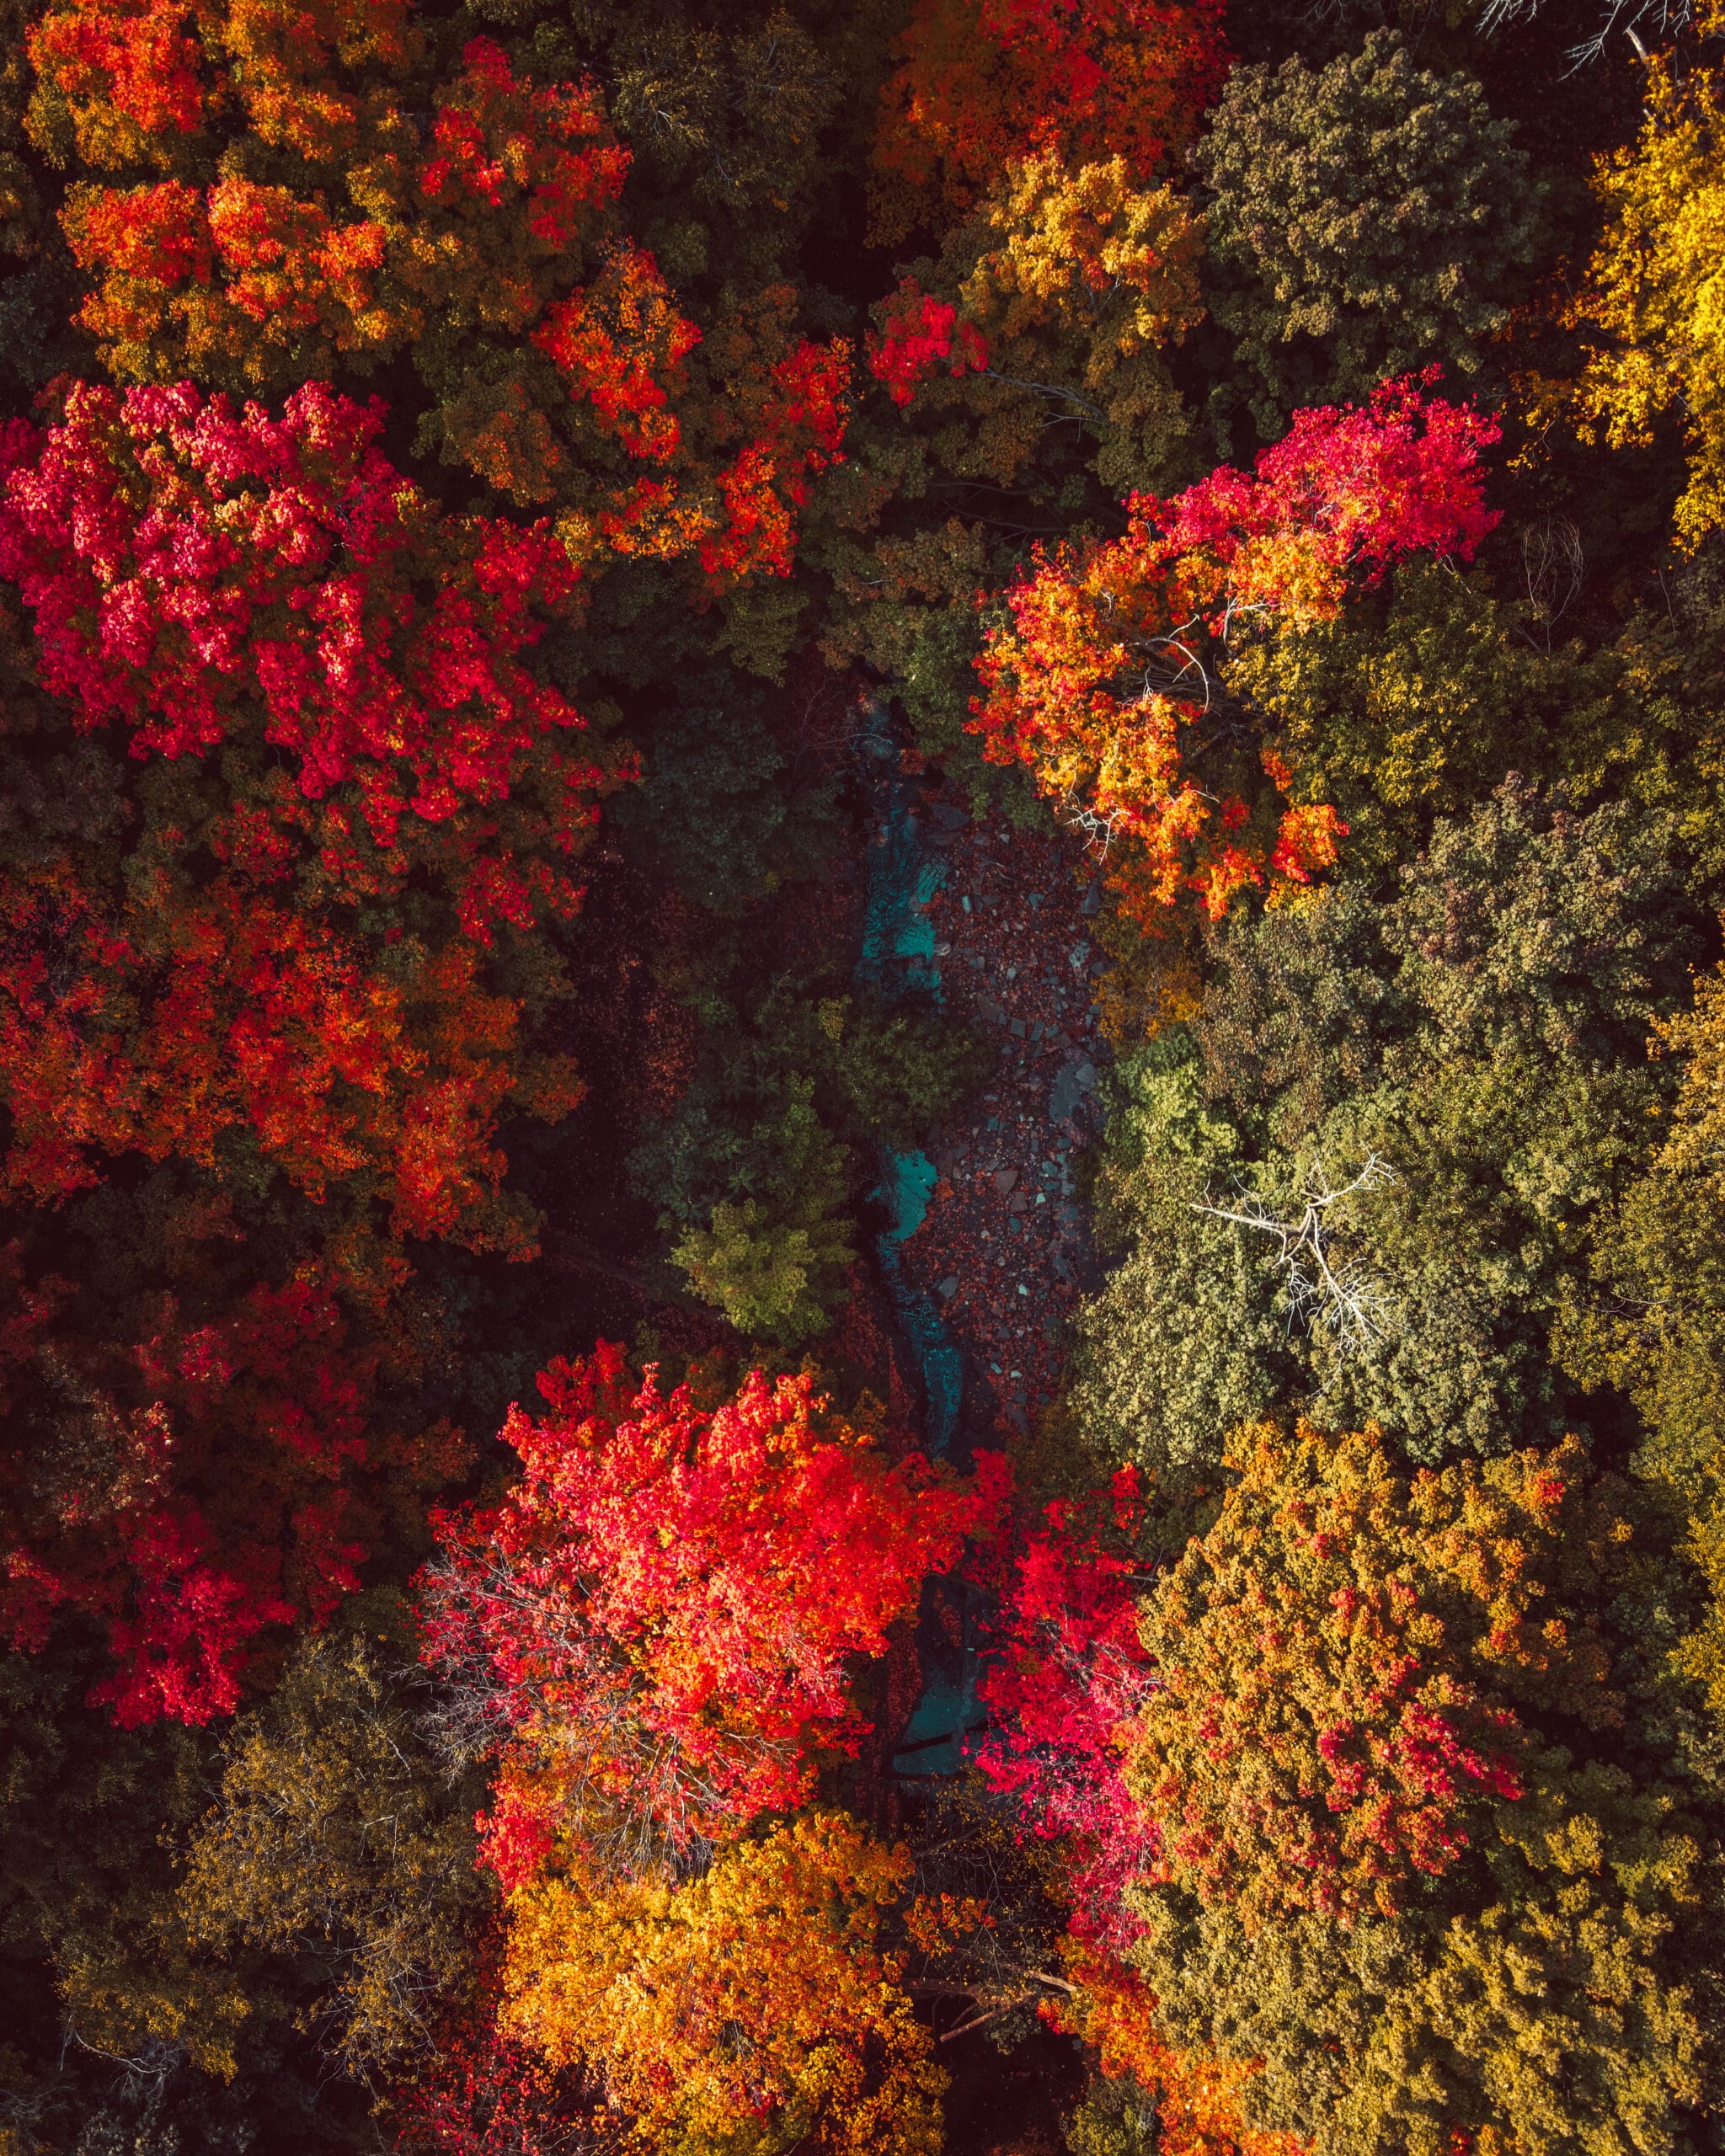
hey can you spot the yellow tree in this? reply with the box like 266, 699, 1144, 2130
1571, 7, 1725, 547
862, 150, 1203, 491
500, 1812, 946, 2156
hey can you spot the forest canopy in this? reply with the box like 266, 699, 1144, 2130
1, 0, 1723, 2153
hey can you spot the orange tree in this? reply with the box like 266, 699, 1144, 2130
416, 1351, 999, 2153
1127, 1426, 1622, 1926
864, 151, 1206, 496
969, 376, 1500, 927
868, 0, 1227, 244
25, 0, 852, 557
0, 378, 606, 1227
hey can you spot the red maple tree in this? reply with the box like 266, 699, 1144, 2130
419, 1346, 985, 1888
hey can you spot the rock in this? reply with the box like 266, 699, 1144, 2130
937, 1277, 959, 1299
1081, 878, 1103, 916
1049, 1058, 1089, 1124
1008, 1017, 1027, 1038
994, 1169, 1017, 1193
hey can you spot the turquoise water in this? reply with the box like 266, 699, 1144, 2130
856, 724, 966, 1462
858, 758, 947, 993
876, 1149, 965, 1461
892, 1662, 983, 1775
855, 718, 981, 1776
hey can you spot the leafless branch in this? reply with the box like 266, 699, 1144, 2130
980, 368, 1108, 423
1519, 517, 1584, 653
939, 1994, 1038, 2042
1469, 0, 1690, 67
1059, 791, 1130, 859
1194, 1154, 1400, 1357
416, 1547, 781, 1886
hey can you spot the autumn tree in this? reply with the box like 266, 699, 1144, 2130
965, 1458, 1306, 2156
25, 1, 852, 552
1116, 1426, 1719, 2156
418, 1345, 981, 1886
1195, 33, 1539, 441
0, 377, 617, 960
1569, 2, 1725, 548
969, 377, 1499, 928
1129, 1426, 1616, 1923
865, 152, 1206, 495
978, 1426, 1718, 2156
826, 149, 1210, 792
0, 378, 610, 1711
0, 1247, 469, 1727
1052, 1947, 1296, 2156
502, 1810, 947, 2156
868, 0, 1227, 243
179, 1590, 486, 2074
970, 1460, 1161, 1953
393, 2000, 612, 2156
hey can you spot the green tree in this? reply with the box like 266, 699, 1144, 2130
1195, 30, 1539, 440
179, 1590, 487, 2079
632, 982, 984, 1341
826, 995, 992, 1152
611, 673, 839, 917
1560, 944, 1725, 1711
1071, 782, 1702, 1474
671, 1195, 856, 1346
1228, 560, 1624, 874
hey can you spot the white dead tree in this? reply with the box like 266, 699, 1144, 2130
1192, 1154, 1400, 1357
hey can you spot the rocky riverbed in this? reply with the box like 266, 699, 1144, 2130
890, 794, 1108, 1446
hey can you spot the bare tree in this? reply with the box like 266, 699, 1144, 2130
1193, 1154, 1400, 1356
1474, 0, 1683, 67
1520, 517, 1584, 654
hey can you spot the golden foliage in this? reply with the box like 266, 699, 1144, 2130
501, 1812, 946, 2156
